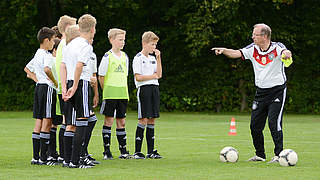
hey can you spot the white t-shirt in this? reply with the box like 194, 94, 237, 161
132, 52, 159, 88
26, 58, 35, 73
89, 52, 98, 75
62, 37, 93, 81
98, 50, 129, 77
31, 49, 56, 88
240, 42, 287, 88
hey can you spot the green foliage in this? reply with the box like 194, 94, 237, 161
0, 0, 319, 113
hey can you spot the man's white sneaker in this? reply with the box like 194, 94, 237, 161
248, 155, 266, 162
267, 156, 279, 164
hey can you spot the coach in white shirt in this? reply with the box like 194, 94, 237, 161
212, 23, 293, 164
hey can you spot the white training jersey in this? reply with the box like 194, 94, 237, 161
89, 52, 98, 75
98, 50, 129, 77
132, 52, 159, 88
62, 37, 93, 81
240, 42, 287, 88
32, 49, 56, 88
26, 57, 35, 73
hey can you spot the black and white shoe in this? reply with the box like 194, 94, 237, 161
31, 158, 39, 165
80, 156, 95, 166
103, 151, 114, 160
68, 162, 92, 169
146, 150, 163, 159
62, 161, 69, 167
57, 156, 64, 163
133, 152, 145, 159
38, 159, 58, 166
87, 154, 100, 164
119, 151, 132, 159
248, 155, 266, 162
47, 156, 59, 165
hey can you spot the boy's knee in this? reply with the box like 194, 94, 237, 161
138, 118, 148, 125
66, 125, 76, 132
116, 118, 125, 128
147, 118, 155, 124
104, 117, 114, 126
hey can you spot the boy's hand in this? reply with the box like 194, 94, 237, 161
90, 76, 97, 87
66, 86, 76, 99
62, 88, 68, 101
93, 95, 99, 108
154, 49, 161, 57
153, 73, 159, 79
53, 80, 58, 89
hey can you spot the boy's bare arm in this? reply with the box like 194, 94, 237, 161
24, 67, 38, 83
44, 67, 58, 88
135, 73, 158, 82
60, 62, 67, 99
98, 76, 104, 90
92, 73, 99, 108
154, 49, 162, 79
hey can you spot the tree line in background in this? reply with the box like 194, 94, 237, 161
0, 0, 319, 113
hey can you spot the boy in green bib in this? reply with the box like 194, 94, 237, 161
98, 28, 130, 159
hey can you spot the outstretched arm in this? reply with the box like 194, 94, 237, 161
211, 47, 242, 59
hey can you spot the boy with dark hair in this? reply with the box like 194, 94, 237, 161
51, 26, 62, 39
132, 31, 163, 159
27, 27, 58, 165
47, 38, 62, 163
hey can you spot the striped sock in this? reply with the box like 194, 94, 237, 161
135, 123, 145, 153
32, 132, 40, 160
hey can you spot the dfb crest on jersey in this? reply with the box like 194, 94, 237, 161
268, 53, 275, 61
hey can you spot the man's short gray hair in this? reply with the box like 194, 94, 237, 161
254, 23, 272, 40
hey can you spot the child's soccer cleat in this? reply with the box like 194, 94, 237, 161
30, 158, 39, 165
133, 152, 145, 159
62, 161, 69, 168
87, 154, 100, 164
267, 156, 279, 164
80, 156, 95, 166
248, 155, 266, 162
103, 151, 114, 160
119, 151, 132, 159
57, 156, 64, 163
146, 150, 163, 159
68, 162, 92, 169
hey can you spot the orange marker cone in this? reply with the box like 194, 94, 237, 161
228, 117, 237, 136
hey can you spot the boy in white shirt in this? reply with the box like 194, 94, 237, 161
132, 31, 163, 159
60, 14, 97, 168
26, 27, 58, 165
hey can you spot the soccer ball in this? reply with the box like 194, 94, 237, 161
279, 149, 298, 166
219, 146, 239, 163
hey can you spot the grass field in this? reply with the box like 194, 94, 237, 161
0, 111, 319, 180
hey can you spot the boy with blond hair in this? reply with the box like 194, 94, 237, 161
132, 31, 163, 159
65, 25, 100, 164
98, 28, 130, 159
55, 15, 77, 163
60, 14, 97, 168
65, 24, 80, 44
